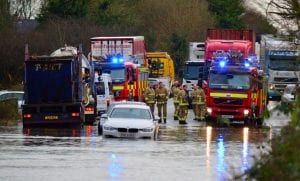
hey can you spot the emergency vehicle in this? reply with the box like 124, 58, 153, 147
90, 36, 148, 101
203, 51, 267, 125
94, 72, 114, 115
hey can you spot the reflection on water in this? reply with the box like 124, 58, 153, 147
206, 126, 212, 176
241, 127, 250, 172
108, 154, 123, 180
21, 125, 99, 146
205, 126, 253, 180
23, 125, 97, 137
217, 130, 226, 180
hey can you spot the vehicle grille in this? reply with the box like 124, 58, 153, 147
118, 128, 127, 132
214, 98, 243, 105
274, 77, 298, 82
128, 128, 138, 133
216, 111, 240, 115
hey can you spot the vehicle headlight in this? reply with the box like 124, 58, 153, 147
103, 125, 116, 131
269, 84, 274, 90
207, 107, 212, 115
243, 109, 249, 115
140, 128, 154, 132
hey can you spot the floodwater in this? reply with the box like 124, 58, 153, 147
0, 101, 288, 181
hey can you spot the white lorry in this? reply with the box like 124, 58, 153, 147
260, 34, 300, 100
182, 42, 207, 107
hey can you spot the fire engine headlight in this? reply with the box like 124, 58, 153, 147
244, 109, 249, 115
207, 107, 212, 115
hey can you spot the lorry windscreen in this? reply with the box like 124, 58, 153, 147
184, 65, 200, 79
209, 73, 250, 90
110, 69, 125, 83
269, 58, 300, 71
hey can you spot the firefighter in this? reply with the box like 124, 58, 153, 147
144, 83, 156, 115
178, 85, 189, 124
193, 85, 206, 121
190, 84, 197, 120
128, 90, 134, 101
156, 81, 168, 123
171, 80, 180, 120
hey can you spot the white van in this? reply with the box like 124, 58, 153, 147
95, 73, 114, 115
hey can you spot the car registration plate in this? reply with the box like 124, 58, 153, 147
45, 115, 58, 120
221, 115, 234, 118
120, 133, 137, 137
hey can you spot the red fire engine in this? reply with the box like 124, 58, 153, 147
202, 29, 267, 125
203, 51, 267, 125
90, 36, 148, 101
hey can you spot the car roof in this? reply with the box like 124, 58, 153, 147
110, 101, 146, 106
113, 103, 150, 110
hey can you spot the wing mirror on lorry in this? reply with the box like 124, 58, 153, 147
202, 80, 208, 94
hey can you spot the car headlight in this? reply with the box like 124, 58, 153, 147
103, 125, 116, 131
269, 84, 274, 90
140, 128, 154, 132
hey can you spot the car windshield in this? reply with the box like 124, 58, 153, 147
209, 73, 250, 90
110, 69, 125, 83
110, 107, 151, 119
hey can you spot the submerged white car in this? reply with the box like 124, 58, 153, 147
100, 103, 158, 139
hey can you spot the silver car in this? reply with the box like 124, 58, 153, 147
281, 84, 297, 103
99, 103, 158, 139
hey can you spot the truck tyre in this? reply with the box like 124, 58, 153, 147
98, 123, 103, 135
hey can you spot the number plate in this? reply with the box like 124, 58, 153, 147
45, 115, 58, 120
120, 133, 137, 137
221, 115, 234, 118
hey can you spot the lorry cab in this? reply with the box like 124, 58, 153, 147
95, 73, 114, 115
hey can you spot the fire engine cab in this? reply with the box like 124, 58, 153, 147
203, 50, 267, 125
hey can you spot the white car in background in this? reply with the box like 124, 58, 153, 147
281, 84, 297, 103
0, 90, 24, 115
99, 103, 158, 139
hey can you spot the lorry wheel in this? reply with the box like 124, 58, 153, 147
98, 123, 103, 135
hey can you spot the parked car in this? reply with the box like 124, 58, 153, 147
0, 90, 24, 115
267, 88, 282, 101
99, 103, 158, 139
281, 84, 296, 103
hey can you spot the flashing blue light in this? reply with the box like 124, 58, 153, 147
244, 62, 250, 68
119, 58, 124, 63
219, 61, 226, 68
112, 57, 118, 63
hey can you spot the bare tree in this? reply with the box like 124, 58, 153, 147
266, 0, 300, 34
10, 0, 42, 19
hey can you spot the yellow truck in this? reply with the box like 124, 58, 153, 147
146, 52, 175, 82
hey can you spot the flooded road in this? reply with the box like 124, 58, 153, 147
0, 101, 288, 181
